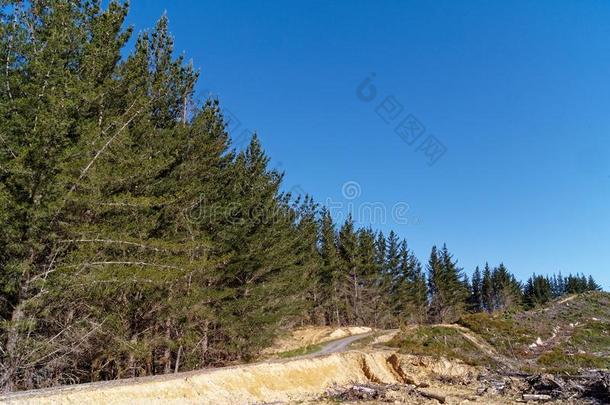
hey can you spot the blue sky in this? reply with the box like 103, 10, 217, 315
124, 1, 610, 289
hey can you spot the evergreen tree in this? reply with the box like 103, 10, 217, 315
405, 254, 428, 324
555, 271, 566, 296
491, 263, 522, 311
565, 273, 589, 294
427, 245, 442, 307
338, 215, 358, 324
319, 208, 340, 325
523, 274, 552, 308
0, 3, 305, 388
427, 244, 467, 323
0, 1, 140, 387
469, 266, 483, 312
371, 231, 393, 326
355, 228, 380, 325
384, 231, 401, 317
374, 232, 387, 273
294, 196, 323, 324
481, 263, 494, 312
587, 275, 601, 292
386, 230, 401, 281
391, 240, 411, 318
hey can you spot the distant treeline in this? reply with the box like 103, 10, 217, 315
296, 211, 601, 329
0, 1, 601, 392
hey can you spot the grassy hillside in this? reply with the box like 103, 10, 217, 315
390, 292, 610, 373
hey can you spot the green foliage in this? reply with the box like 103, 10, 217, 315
523, 272, 601, 309
459, 312, 537, 357
461, 293, 610, 373
0, 1, 309, 389
469, 266, 482, 312
392, 293, 610, 373
427, 244, 468, 323
389, 325, 495, 367
537, 348, 609, 373
276, 343, 322, 358
566, 320, 610, 357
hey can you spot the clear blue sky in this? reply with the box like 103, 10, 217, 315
124, 0, 610, 289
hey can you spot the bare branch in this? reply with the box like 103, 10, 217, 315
77, 98, 142, 180
59, 239, 163, 252
0, 132, 16, 159
73, 261, 185, 271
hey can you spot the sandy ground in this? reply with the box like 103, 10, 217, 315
1, 349, 485, 404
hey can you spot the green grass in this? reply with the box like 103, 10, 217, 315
567, 320, 610, 353
276, 343, 323, 358
388, 325, 496, 367
537, 348, 609, 373
537, 319, 610, 373
347, 334, 375, 350
459, 312, 539, 358
393, 293, 610, 373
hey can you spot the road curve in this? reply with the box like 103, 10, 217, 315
307, 331, 374, 357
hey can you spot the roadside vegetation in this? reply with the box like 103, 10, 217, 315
276, 344, 323, 359
388, 325, 498, 367
390, 292, 610, 374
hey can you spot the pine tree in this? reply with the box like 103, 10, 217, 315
355, 228, 383, 326
374, 232, 387, 272
217, 135, 306, 358
481, 263, 494, 312
427, 244, 467, 323
0, 3, 307, 388
386, 231, 401, 281
294, 196, 323, 324
384, 231, 401, 317
391, 240, 410, 318
556, 271, 565, 296
371, 231, 393, 326
319, 208, 340, 325
0, 1, 140, 387
338, 215, 359, 324
523, 274, 552, 308
587, 275, 601, 292
491, 263, 522, 311
565, 273, 589, 294
470, 266, 483, 312
406, 254, 428, 324
427, 245, 442, 308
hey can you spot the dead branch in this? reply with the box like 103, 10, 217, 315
418, 389, 446, 403
59, 239, 163, 252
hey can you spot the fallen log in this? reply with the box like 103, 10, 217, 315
418, 389, 446, 403
351, 385, 377, 395
523, 393, 552, 401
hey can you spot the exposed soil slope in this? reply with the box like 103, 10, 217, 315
1, 348, 477, 404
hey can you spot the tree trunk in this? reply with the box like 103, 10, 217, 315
163, 319, 172, 374
1, 302, 25, 392
127, 335, 137, 378
174, 346, 182, 373
202, 320, 209, 358
353, 272, 359, 322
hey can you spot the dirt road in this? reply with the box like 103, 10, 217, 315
308, 331, 374, 356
